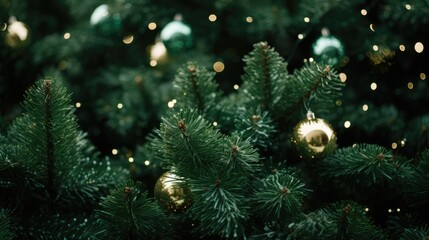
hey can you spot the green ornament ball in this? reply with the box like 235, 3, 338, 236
292, 112, 337, 160
154, 171, 193, 213
90, 4, 122, 35
160, 20, 193, 54
312, 35, 345, 66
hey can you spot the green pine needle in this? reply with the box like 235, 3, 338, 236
97, 180, 169, 239
173, 62, 221, 120
319, 144, 397, 184
233, 108, 275, 148
0, 210, 13, 240
155, 108, 225, 179
190, 171, 248, 239
281, 62, 344, 118
222, 134, 261, 177
321, 200, 386, 239
399, 226, 429, 240
241, 42, 288, 113
252, 170, 309, 222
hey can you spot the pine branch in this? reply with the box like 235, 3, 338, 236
318, 144, 397, 185
281, 63, 344, 118
241, 42, 288, 113
173, 63, 221, 120
8, 79, 81, 202
252, 170, 309, 223
399, 226, 429, 240
222, 134, 261, 177
401, 150, 429, 207
189, 171, 248, 239
155, 108, 225, 179
97, 181, 170, 240
0, 210, 13, 240
321, 200, 386, 239
290, 211, 336, 240
233, 108, 275, 148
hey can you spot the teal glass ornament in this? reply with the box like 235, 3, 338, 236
90, 4, 122, 36
160, 17, 193, 54
312, 34, 345, 67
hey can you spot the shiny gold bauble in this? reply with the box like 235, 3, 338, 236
5, 19, 30, 48
292, 114, 336, 159
154, 172, 193, 212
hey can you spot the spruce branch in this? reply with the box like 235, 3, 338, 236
233, 108, 275, 148
281, 63, 343, 118
399, 226, 429, 240
173, 63, 221, 119
319, 144, 397, 184
0, 210, 13, 240
155, 108, 225, 179
9, 79, 81, 203
97, 181, 169, 240
321, 200, 386, 240
241, 42, 288, 113
190, 171, 248, 239
222, 134, 261, 177
289, 211, 336, 240
252, 170, 309, 222
401, 150, 429, 207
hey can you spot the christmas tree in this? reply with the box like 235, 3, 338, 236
1, 0, 429, 239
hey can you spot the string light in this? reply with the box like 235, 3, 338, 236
414, 42, 424, 53
361, 9, 368, 16
336, 100, 342, 106
362, 104, 368, 111
213, 61, 225, 72
388, 209, 392, 213
304, 17, 310, 23
144, 160, 150, 166
208, 14, 217, 22
309, 57, 314, 62
401, 139, 406, 147
117, 103, 123, 109
246, 16, 253, 23
128, 157, 134, 163
75, 102, 81, 108
420, 73, 426, 80
344, 121, 351, 128
64, 32, 71, 39
397, 208, 401, 212
364, 208, 369, 212
372, 45, 379, 51
167, 101, 174, 108
150, 60, 157, 67
112, 149, 118, 155
148, 22, 157, 30
369, 24, 375, 32
213, 122, 218, 126
339, 73, 347, 82
172, 99, 177, 104
405, 4, 411, 10
391, 142, 398, 149
233, 84, 239, 90
298, 34, 304, 39
123, 34, 134, 44
399, 45, 406, 51
370, 82, 377, 90
407, 82, 414, 89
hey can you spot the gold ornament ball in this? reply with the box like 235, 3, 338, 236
154, 171, 193, 213
5, 20, 30, 48
292, 116, 336, 159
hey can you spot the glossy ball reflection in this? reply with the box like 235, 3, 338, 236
292, 118, 336, 159
154, 172, 193, 212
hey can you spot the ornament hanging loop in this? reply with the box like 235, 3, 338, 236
306, 110, 315, 120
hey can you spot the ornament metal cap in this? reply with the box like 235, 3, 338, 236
306, 110, 315, 120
